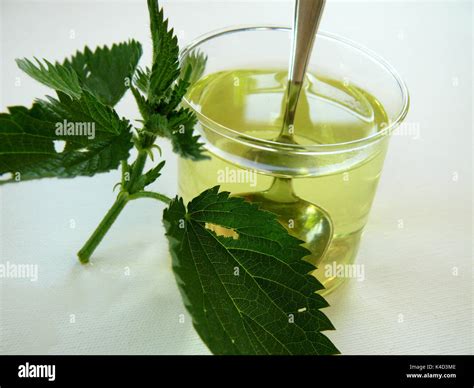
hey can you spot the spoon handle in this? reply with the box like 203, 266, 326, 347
280, 0, 326, 142
289, 0, 325, 85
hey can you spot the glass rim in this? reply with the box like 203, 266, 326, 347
180, 25, 410, 153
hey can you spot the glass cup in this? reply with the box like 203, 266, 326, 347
178, 26, 409, 294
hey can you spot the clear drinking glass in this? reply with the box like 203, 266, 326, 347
178, 26, 409, 294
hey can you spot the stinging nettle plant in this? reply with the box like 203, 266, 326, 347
0, 0, 338, 355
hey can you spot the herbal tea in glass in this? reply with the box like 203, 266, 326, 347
178, 28, 409, 293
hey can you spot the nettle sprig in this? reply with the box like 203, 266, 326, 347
0, 0, 338, 355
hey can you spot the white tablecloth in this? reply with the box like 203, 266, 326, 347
0, 0, 472, 355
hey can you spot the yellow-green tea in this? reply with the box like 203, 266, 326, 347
178, 69, 389, 292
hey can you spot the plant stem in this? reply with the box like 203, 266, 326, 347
77, 149, 149, 264
129, 191, 172, 204
128, 150, 148, 192
77, 147, 172, 263
77, 192, 129, 264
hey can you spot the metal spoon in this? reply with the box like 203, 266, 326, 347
237, 0, 333, 266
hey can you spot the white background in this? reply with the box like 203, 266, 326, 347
0, 0, 472, 354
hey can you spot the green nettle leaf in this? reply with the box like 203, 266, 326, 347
0, 93, 133, 181
165, 108, 208, 161
63, 40, 143, 106
16, 58, 82, 100
143, 113, 168, 136
134, 66, 151, 95
163, 186, 339, 355
130, 86, 151, 119
147, 0, 180, 100
165, 68, 191, 114
134, 51, 205, 104
131, 160, 166, 192
143, 160, 165, 186
180, 50, 207, 86
42, 91, 128, 137
135, 0, 207, 161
